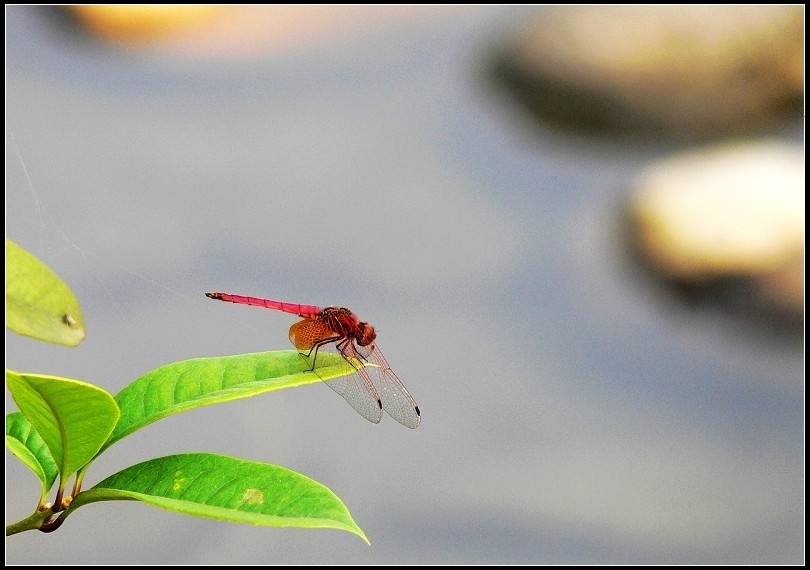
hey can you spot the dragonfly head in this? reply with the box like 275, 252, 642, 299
356, 321, 376, 347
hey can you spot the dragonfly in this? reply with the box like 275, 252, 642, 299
205, 292, 421, 429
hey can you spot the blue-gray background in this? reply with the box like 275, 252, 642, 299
6, 6, 803, 564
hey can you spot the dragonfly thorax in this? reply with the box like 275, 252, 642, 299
320, 306, 377, 346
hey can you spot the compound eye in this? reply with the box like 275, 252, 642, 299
357, 322, 376, 346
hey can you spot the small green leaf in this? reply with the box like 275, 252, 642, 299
104, 350, 349, 452
5, 238, 85, 346
6, 371, 120, 478
72, 453, 368, 542
6, 412, 59, 501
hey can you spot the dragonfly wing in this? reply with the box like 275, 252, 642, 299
308, 344, 383, 424
367, 345, 421, 429
323, 368, 384, 425
289, 318, 339, 351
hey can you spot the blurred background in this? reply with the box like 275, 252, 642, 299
5, 6, 803, 564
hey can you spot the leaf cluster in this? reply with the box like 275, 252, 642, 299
5, 238, 367, 542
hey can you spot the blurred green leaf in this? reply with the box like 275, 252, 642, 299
72, 453, 368, 543
104, 350, 349, 452
6, 371, 120, 478
6, 411, 59, 501
5, 238, 85, 346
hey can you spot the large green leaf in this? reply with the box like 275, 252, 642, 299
5, 238, 85, 346
5, 411, 59, 501
104, 350, 349, 452
72, 453, 368, 542
6, 371, 120, 478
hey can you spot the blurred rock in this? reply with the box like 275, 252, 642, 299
68, 5, 225, 44
61, 6, 468, 56
492, 6, 804, 139
627, 141, 804, 332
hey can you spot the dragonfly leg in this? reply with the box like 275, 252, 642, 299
334, 337, 369, 371
299, 336, 343, 372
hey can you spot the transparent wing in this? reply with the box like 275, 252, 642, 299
302, 335, 383, 424
291, 319, 419, 428
364, 344, 421, 429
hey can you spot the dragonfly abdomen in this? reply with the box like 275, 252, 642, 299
205, 292, 321, 318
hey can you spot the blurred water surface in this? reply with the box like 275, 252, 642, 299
6, 6, 803, 564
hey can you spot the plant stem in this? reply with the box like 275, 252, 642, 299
6, 509, 52, 536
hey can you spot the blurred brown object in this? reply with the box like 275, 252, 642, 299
65, 6, 466, 56
492, 6, 804, 139
627, 141, 804, 332
68, 5, 225, 44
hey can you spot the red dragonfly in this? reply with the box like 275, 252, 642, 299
205, 292, 421, 429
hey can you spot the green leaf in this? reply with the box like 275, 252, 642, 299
6, 371, 120, 478
5, 238, 85, 346
105, 350, 349, 452
72, 453, 368, 543
6, 412, 59, 501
